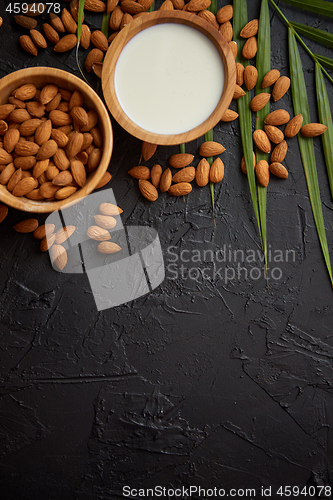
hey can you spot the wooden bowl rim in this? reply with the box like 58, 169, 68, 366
0, 67, 113, 213
102, 11, 236, 146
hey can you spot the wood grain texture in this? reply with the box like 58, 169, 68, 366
102, 11, 236, 145
0, 67, 113, 213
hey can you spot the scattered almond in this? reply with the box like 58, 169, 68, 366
272, 76, 290, 102
264, 109, 290, 126
240, 19, 259, 38
271, 140, 288, 163
241, 151, 255, 174
33, 223, 55, 240
50, 244, 68, 270
199, 141, 225, 157
242, 36, 257, 59
168, 182, 192, 196
99, 203, 123, 215
141, 141, 157, 161
284, 114, 303, 138
221, 109, 239, 122
262, 69, 280, 88
233, 84, 246, 99
0, 204, 9, 224
160, 168, 172, 192
264, 125, 284, 144
244, 65, 258, 90
250, 93, 271, 112
216, 5, 233, 24
210, 158, 224, 183
169, 153, 194, 168
269, 162, 288, 179
94, 214, 117, 229
255, 160, 270, 186
196, 158, 210, 187
13, 218, 39, 233
301, 123, 327, 137
138, 179, 158, 201
98, 241, 122, 254
253, 129, 271, 153
172, 166, 195, 183
19, 35, 38, 56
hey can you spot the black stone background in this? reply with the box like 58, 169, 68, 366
0, 1, 333, 499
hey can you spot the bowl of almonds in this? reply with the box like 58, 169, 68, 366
0, 66, 113, 213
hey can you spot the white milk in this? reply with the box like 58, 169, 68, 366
114, 23, 225, 135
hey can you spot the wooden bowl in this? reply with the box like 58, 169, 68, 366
0, 67, 113, 213
102, 11, 236, 146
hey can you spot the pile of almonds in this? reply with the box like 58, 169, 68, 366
13, 1, 240, 77
0, 82, 111, 202
129, 141, 225, 202
9, 201, 123, 270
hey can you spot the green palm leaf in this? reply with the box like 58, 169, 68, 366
255, 0, 271, 267
315, 62, 333, 199
291, 22, 333, 48
314, 53, 333, 71
77, 0, 86, 46
288, 27, 333, 284
281, 0, 333, 18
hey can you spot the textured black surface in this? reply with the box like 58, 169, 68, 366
0, 1, 333, 499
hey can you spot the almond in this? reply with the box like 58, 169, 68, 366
197, 10, 219, 29
138, 179, 158, 201
19, 35, 38, 56
0, 204, 8, 224
40, 233, 56, 252
40, 84, 58, 105
49, 110, 72, 127
244, 65, 258, 90
242, 37, 257, 59
51, 128, 69, 148
199, 141, 225, 157
19, 118, 42, 136
7, 168, 23, 192
43, 23, 60, 44
13, 218, 39, 233
87, 148, 101, 171
264, 109, 290, 126
87, 225, 111, 241
12, 176, 38, 196
240, 19, 259, 38
80, 24, 91, 49
128, 166, 150, 180
69, 0, 82, 22
39, 181, 60, 198
35, 119, 52, 145
210, 158, 224, 183
3, 129, 20, 153
26, 101, 45, 118
54, 225, 76, 244
97, 242, 122, 254
49, 13, 65, 32
121, 0, 144, 14
32, 159, 49, 178
0, 163, 15, 184
30, 29, 47, 49
235, 62, 244, 86
219, 21, 233, 43
0, 148, 13, 164
269, 162, 288, 179
271, 140, 287, 163
66, 131, 84, 158
0, 104, 16, 120
33, 223, 55, 240
94, 214, 117, 229
241, 151, 256, 174
233, 84, 246, 99
14, 83, 37, 101
15, 15, 38, 29
50, 244, 68, 270
54, 34, 77, 52
262, 69, 280, 88
85, 48, 104, 72
46, 165, 60, 181
196, 158, 210, 186
84, 0, 107, 12
186, 0, 211, 12
110, 6, 123, 31
159, 168, 172, 192
264, 125, 284, 144
141, 141, 157, 161
172, 166, 195, 183
61, 8, 77, 34
255, 160, 270, 186
168, 182, 192, 196
90, 30, 109, 51
53, 148, 70, 171
52, 170, 73, 186
37, 139, 58, 160
216, 5, 233, 24
150, 164, 162, 188
9, 109, 31, 123
253, 129, 271, 153
169, 153, 194, 168
250, 93, 271, 112
15, 141, 40, 156
92, 62, 103, 79
80, 110, 98, 132
99, 203, 123, 215
284, 114, 303, 138
70, 159, 86, 187
0, 120, 8, 136
54, 186, 77, 199
70, 107, 88, 127
94, 171, 112, 189
301, 123, 327, 137
220, 109, 239, 122
272, 76, 290, 102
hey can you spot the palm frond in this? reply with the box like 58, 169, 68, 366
281, 0, 333, 18
291, 21, 333, 48
314, 53, 333, 71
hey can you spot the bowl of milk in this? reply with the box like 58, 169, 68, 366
102, 11, 236, 145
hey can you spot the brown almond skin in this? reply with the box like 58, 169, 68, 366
55, 186, 78, 199
14, 83, 37, 101
235, 63, 244, 86
49, 13, 65, 33
128, 166, 150, 180
33, 223, 55, 240
150, 164, 162, 188
216, 5, 233, 24
284, 114, 303, 138
94, 172, 111, 189
255, 160, 270, 187
169, 153, 194, 168
220, 109, 239, 122
269, 162, 288, 179
91, 30, 109, 51
52, 170, 73, 186
240, 19, 259, 38
141, 141, 157, 161
250, 93, 271, 112
264, 109, 290, 126
30, 29, 47, 49
196, 158, 210, 187
241, 152, 256, 174
54, 34, 78, 52
168, 182, 192, 196
199, 141, 225, 157
219, 21, 233, 43
40, 233, 56, 252
301, 123, 328, 138
70, 159, 86, 187
271, 140, 288, 163
13, 218, 39, 233
253, 130, 271, 154
272, 76, 291, 102
242, 37, 257, 59
262, 69, 280, 88
43, 23, 59, 44
7, 168, 23, 192
172, 166, 195, 183
15, 15, 38, 29
0, 204, 9, 224
3, 129, 20, 153
85, 48, 104, 72
138, 179, 158, 201
210, 158, 224, 183
159, 168, 172, 193
264, 125, 284, 145
233, 84, 246, 99
19, 35, 38, 56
